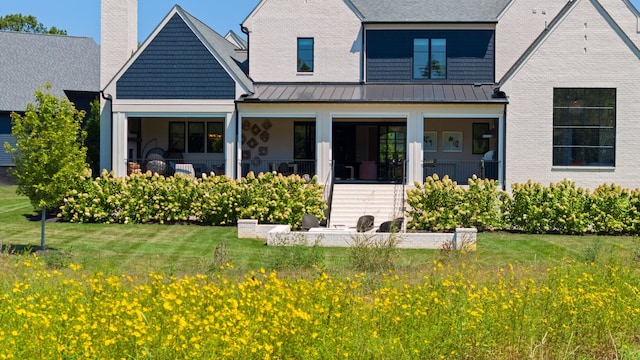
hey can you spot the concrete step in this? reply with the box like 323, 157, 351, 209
328, 184, 407, 228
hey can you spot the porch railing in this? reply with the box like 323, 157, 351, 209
240, 159, 316, 178
423, 159, 499, 185
127, 158, 225, 177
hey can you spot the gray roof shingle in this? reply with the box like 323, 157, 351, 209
349, 0, 512, 23
0, 31, 99, 111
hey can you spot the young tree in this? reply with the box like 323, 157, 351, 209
0, 14, 67, 35
4, 84, 89, 250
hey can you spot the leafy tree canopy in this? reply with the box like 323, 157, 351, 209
4, 84, 89, 211
0, 13, 67, 35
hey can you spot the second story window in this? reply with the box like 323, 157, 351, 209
413, 38, 446, 79
297, 38, 314, 72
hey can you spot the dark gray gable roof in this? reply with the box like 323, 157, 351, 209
178, 7, 253, 93
348, 0, 512, 23
0, 31, 99, 111
499, 0, 640, 86
241, 83, 507, 103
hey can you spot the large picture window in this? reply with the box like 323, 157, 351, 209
553, 88, 615, 166
169, 120, 224, 154
413, 38, 446, 79
297, 38, 314, 72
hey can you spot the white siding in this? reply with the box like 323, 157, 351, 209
501, 0, 640, 189
243, 0, 362, 82
0, 135, 16, 166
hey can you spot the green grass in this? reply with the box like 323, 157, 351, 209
1, 185, 638, 275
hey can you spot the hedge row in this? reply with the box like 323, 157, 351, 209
407, 175, 640, 235
59, 171, 326, 229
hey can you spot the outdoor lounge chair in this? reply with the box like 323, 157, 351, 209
356, 215, 375, 232
376, 217, 404, 233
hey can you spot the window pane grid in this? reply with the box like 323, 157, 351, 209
552, 88, 616, 166
413, 38, 446, 80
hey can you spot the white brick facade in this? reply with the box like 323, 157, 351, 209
243, 0, 363, 82
501, 0, 640, 189
496, 0, 568, 80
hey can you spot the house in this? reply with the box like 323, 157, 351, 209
100, 0, 640, 195
0, 31, 99, 166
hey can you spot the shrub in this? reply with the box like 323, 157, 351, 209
60, 170, 326, 228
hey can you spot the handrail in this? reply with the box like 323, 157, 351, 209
321, 160, 334, 227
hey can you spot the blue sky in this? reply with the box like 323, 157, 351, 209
1, 1, 261, 44
2, 0, 640, 44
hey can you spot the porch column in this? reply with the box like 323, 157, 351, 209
99, 101, 112, 173
224, 112, 236, 178
111, 112, 128, 177
498, 114, 505, 188
406, 112, 424, 184
316, 112, 331, 184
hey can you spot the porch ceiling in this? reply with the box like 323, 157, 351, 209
240, 83, 508, 104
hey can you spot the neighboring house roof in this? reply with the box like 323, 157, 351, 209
225, 30, 248, 50
499, 0, 640, 86
0, 31, 99, 111
348, 0, 513, 23
240, 83, 507, 104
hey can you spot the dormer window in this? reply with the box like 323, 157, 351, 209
413, 38, 446, 79
297, 38, 314, 72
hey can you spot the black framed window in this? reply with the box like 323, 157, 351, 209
553, 88, 615, 166
294, 122, 315, 159
297, 38, 314, 72
472, 123, 490, 154
413, 38, 446, 79
188, 122, 205, 153
207, 122, 224, 153
169, 122, 185, 153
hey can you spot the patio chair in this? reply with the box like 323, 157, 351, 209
356, 215, 375, 232
376, 217, 404, 233
301, 214, 320, 231
278, 162, 291, 176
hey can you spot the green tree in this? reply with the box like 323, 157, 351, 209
84, 99, 101, 177
4, 84, 88, 249
0, 13, 67, 35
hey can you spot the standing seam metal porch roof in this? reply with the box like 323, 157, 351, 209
240, 83, 508, 103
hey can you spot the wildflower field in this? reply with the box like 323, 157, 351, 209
2, 254, 640, 359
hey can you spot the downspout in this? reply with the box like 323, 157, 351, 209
100, 90, 113, 172
235, 100, 240, 179
241, 25, 250, 76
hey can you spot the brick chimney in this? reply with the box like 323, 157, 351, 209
100, 0, 138, 89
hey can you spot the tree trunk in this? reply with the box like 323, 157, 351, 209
40, 207, 46, 250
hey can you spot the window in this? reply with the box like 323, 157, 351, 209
188, 122, 205, 153
294, 122, 315, 159
169, 120, 224, 154
169, 122, 185, 153
413, 38, 446, 79
297, 38, 314, 72
553, 88, 615, 166
207, 122, 224, 153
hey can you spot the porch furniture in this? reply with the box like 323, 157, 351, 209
344, 165, 355, 179
359, 161, 377, 180
278, 162, 291, 175
175, 163, 195, 178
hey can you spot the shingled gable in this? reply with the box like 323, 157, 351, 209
499, 0, 640, 87
107, 5, 252, 100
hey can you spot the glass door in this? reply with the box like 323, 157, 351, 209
378, 125, 406, 182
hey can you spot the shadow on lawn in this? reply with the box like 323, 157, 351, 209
23, 212, 61, 223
